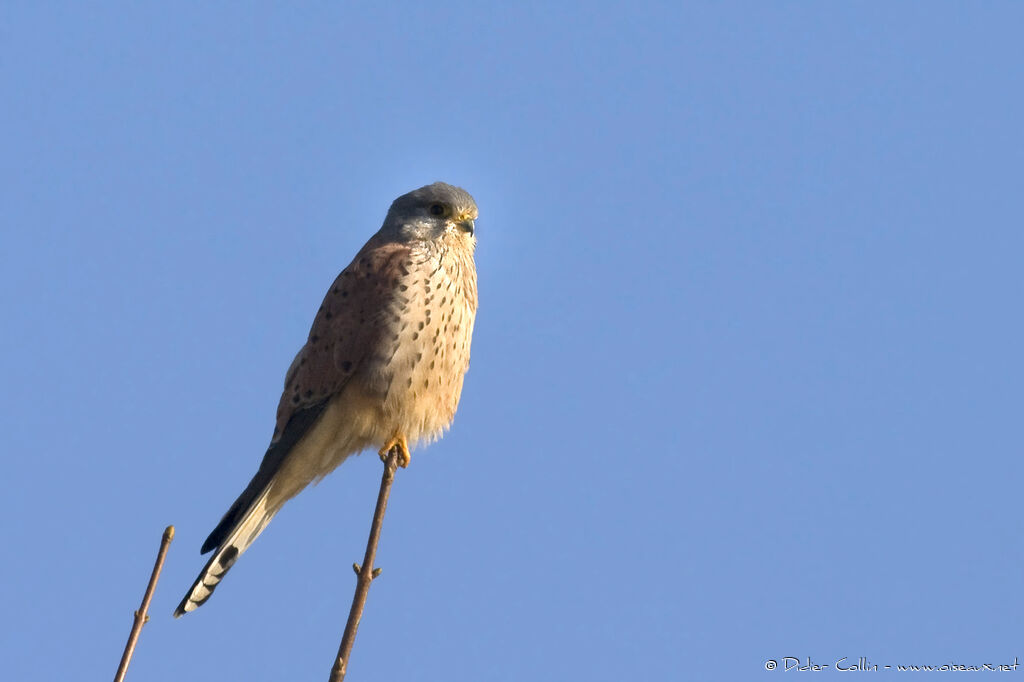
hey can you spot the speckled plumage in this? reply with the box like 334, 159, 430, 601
175, 182, 478, 617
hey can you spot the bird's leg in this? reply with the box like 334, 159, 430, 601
379, 433, 411, 468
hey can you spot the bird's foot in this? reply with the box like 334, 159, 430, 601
379, 434, 411, 468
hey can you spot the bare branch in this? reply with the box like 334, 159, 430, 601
328, 449, 401, 681
114, 525, 174, 682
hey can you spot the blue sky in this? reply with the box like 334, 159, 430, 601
2, 2, 1022, 680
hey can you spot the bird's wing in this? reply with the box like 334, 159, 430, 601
272, 239, 413, 442
174, 239, 411, 617
206, 238, 413, 550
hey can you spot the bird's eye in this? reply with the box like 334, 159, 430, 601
429, 204, 446, 216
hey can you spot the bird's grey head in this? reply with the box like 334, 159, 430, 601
380, 182, 478, 244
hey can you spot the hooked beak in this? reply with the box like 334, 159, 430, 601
457, 218, 475, 236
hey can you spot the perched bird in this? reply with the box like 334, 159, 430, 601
175, 182, 479, 617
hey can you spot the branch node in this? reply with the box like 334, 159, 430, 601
371, 567, 382, 579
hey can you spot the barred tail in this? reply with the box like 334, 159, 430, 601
173, 488, 275, 617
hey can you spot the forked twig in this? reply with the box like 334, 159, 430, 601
114, 525, 174, 682
328, 448, 401, 681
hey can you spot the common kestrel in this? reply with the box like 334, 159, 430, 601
175, 182, 478, 616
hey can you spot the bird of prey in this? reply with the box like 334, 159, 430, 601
174, 182, 478, 617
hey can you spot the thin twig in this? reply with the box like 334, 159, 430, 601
114, 525, 174, 682
328, 449, 401, 682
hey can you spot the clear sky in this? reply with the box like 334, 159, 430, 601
2, 2, 1022, 680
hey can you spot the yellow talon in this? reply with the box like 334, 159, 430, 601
379, 434, 411, 468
